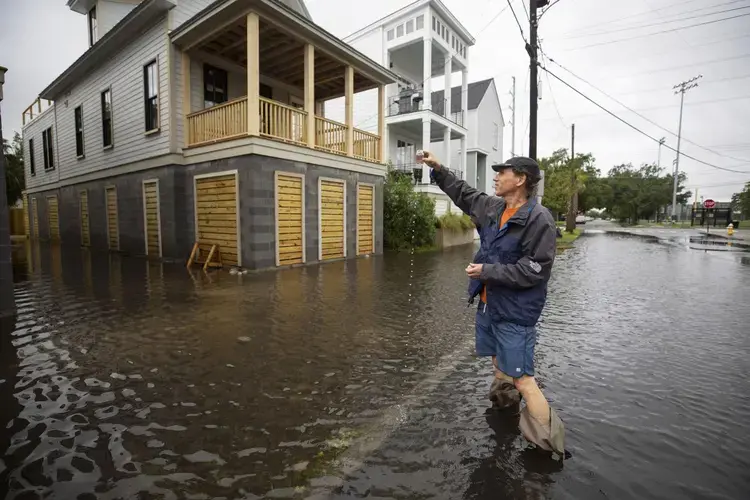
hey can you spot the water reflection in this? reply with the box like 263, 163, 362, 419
2, 236, 750, 499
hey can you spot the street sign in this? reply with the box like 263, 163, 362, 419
703, 199, 716, 209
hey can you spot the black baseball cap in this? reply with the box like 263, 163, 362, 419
491, 157, 541, 178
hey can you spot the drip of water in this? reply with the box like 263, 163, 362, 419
406, 193, 417, 336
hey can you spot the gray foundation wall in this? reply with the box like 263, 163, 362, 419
27, 153, 384, 270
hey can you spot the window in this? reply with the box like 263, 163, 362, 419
416, 15, 424, 30
144, 60, 159, 131
101, 89, 113, 148
433, 16, 437, 31
396, 24, 404, 37
260, 83, 273, 99
452, 35, 455, 49
203, 64, 228, 108
42, 127, 54, 170
387, 29, 394, 41
74, 105, 84, 157
88, 6, 97, 46
406, 20, 414, 34
29, 139, 35, 176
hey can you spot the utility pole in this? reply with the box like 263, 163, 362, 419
565, 124, 577, 233
0, 65, 16, 320
510, 76, 516, 157
671, 75, 701, 222
528, 1, 546, 159
657, 137, 665, 168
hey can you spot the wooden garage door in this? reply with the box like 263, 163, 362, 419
80, 190, 90, 247
106, 186, 119, 250
143, 181, 161, 257
31, 198, 39, 239
47, 196, 60, 241
275, 173, 304, 266
195, 173, 238, 266
23, 195, 29, 237
320, 179, 345, 260
357, 184, 374, 255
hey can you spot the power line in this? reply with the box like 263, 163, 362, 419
542, 54, 750, 163
541, 0, 563, 18
506, 0, 527, 42
521, 0, 531, 22
538, 64, 750, 174
561, 11, 750, 51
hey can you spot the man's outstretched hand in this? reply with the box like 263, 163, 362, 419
422, 150, 441, 170
466, 263, 483, 279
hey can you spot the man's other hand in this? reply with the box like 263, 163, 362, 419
466, 263, 483, 279
422, 151, 441, 170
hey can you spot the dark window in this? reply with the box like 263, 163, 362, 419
88, 6, 97, 46
42, 127, 54, 171
29, 139, 35, 176
203, 64, 228, 108
101, 89, 113, 148
74, 105, 84, 157
433, 17, 437, 31
260, 83, 273, 99
144, 61, 159, 131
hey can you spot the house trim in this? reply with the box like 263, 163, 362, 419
356, 181, 376, 255
142, 179, 163, 257
193, 170, 242, 267
274, 170, 306, 267
317, 176, 347, 261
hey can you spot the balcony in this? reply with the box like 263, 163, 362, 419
187, 97, 381, 163
387, 88, 464, 127
172, 5, 397, 166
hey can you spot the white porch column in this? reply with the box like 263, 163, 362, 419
345, 66, 354, 156
460, 136, 467, 184
304, 44, 315, 147
421, 117, 431, 184
444, 55, 452, 119
378, 84, 386, 162
461, 69, 468, 127
181, 51, 191, 148
246, 12, 260, 136
423, 38, 432, 110
444, 128, 451, 172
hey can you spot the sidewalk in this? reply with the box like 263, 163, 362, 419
700, 228, 749, 242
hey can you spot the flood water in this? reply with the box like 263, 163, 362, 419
1, 229, 750, 499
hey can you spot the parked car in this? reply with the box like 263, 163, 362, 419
576, 215, 586, 224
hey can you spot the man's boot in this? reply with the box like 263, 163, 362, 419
518, 406, 565, 456
488, 378, 521, 409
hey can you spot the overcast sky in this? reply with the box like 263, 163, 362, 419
2, 0, 750, 200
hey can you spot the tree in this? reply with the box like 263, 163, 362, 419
3, 132, 24, 205
538, 148, 595, 230
731, 182, 750, 219
383, 166, 436, 250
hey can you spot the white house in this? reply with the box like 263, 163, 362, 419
324, 0, 480, 210
20, 0, 398, 269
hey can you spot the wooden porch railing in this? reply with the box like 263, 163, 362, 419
353, 129, 381, 163
187, 97, 248, 147
259, 97, 306, 145
22, 97, 53, 126
314, 117, 347, 156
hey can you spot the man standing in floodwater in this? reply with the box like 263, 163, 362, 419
421, 151, 565, 455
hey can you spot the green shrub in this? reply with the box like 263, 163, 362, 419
383, 168, 436, 251
436, 212, 474, 232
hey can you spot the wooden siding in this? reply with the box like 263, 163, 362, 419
172, 0, 215, 29
53, 18, 170, 184
275, 173, 304, 266
195, 174, 238, 266
357, 184, 374, 255
98, 1, 139, 37
22, 109, 56, 191
320, 179, 345, 260
106, 187, 119, 250
143, 181, 161, 256
31, 198, 39, 239
23, 195, 29, 236
80, 190, 91, 247
47, 196, 60, 240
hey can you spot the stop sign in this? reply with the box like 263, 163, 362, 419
703, 199, 716, 209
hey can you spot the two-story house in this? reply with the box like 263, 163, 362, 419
22, 0, 398, 269
323, 0, 479, 210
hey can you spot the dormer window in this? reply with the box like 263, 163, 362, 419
88, 6, 98, 46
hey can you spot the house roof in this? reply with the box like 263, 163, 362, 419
344, 0, 475, 45
431, 78, 493, 114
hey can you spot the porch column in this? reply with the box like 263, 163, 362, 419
421, 117, 431, 184
444, 128, 451, 174
246, 12, 260, 136
378, 84, 386, 162
345, 66, 354, 157
444, 55, 452, 119
461, 69, 468, 127
304, 44, 315, 147
182, 51, 191, 148
460, 136, 467, 184
423, 37, 432, 110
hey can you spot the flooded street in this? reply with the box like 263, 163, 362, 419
2, 229, 750, 499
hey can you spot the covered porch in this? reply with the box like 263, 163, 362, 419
172, 1, 396, 164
